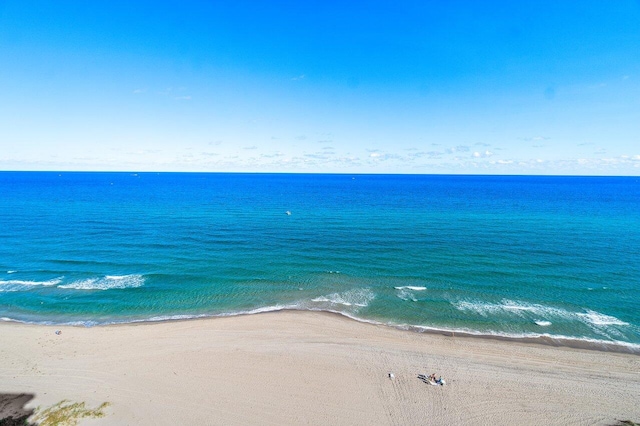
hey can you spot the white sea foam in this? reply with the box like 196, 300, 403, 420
503, 304, 536, 312
0, 278, 62, 286
577, 310, 629, 326
394, 286, 427, 302
396, 290, 418, 302
7, 270, 17, 274
141, 313, 211, 322
394, 286, 427, 291
218, 304, 298, 317
454, 299, 570, 319
453, 299, 630, 339
58, 274, 145, 290
0, 277, 63, 292
311, 288, 375, 309
312, 296, 352, 306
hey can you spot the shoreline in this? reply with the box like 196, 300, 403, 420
1, 309, 639, 425
3, 307, 640, 355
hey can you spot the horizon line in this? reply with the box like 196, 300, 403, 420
0, 170, 638, 178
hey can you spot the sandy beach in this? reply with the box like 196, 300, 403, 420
1, 311, 638, 425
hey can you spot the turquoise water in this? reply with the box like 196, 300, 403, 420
1, 172, 639, 350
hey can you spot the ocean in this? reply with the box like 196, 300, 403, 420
1, 172, 639, 351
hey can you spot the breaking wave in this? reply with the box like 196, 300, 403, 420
452, 299, 633, 340
58, 275, 145, 290
577, 310, 629, 326
394, 286, 427, 291
394, 286, 427, 302
311, 288, 375, 309
0, 277, 63, 292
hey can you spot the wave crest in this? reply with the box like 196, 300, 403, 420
577, 310, 628, 326
394, 286, 426, 291
58, 275, 145, 290
394, 286, 427, 302
311, 288, 375, 309
453, 299, 632, 340
0, 277, 63, 292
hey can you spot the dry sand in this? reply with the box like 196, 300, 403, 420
1, 311, 639, 425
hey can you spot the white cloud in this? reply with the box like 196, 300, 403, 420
472, 150, 493, 158
367, 151, 404, 162
447, 145, 470, 154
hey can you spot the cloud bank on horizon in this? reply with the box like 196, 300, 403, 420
0, 1, 639, 175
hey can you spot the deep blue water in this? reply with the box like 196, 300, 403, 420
1, 172, 639, 349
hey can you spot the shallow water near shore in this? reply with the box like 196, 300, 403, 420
1, 172, 639, 351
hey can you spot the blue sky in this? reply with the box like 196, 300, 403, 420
1, 1, 639, 174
